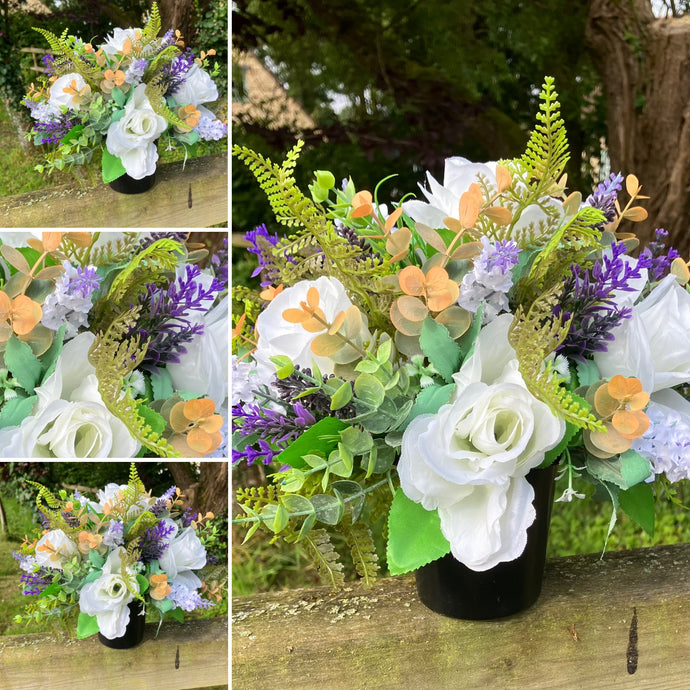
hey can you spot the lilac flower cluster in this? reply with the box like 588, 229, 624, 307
195, 115, 228, 141
167, 582, 214, 612
40, 53, 55, 77
181, 506, 195, 528
232, 401, 316, 466
633, 404, 690, 481
30, 110, 76, 145
555, 242, 652, 361
103, 520, 124, 547
458, 237, 520, 323
158, 50, 195, 97
584, 172, 624, 224
42, 261, 102, 340
641, 228, 680, 281
139, 520, 176, 562
150, 486, 177, 517
12, 552, 52, 596
245, 223, 289, 288
210, 236, 228, 288
135, 264, 224, 370
125, 58, 148, 86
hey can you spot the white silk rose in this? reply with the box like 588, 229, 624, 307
171, 64, 219, 106
105, 83, 168, 179
79, 547, 139, 639
403, 156, 563, 238
158, 518, 207, 589
595, 274, 690, 393
398, 314, 564, 571
49, 73, 89, 111
99, 27, 141, 55
254, 276, 371, 376
35, 529, 79, 571
0, 332, 139, 458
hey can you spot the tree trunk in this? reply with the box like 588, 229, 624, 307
158, 0, 208, 46
165, 462, 228, 516
586, 0, 690, 255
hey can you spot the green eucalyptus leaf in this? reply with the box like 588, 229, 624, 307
330, 381, 353, 410
269, 355, 294, 379
5, 335, 42, 392
354, 372, 385, 408
311, 494, 343, 525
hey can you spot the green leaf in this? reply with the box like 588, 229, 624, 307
111, 88, 126, 107
275, 417, 348, 469
167, 607, 185, 623
150, 367, 173, 400
311, 494, 344, 525
137, 404, 167, 436
40, 324, 66, 380
586, 450, 651, 490
0, 395, 36, 429
542, 421, 579, 467
269, 355, 294, 379
5, 335, 42, 392
419, 317, 461, 383
60, 124, 84, 145
353, 372, 385, 408
575, 359, 601, 388
402, 383, 453, 429
136, 573, 149, 594
619, 481, 655, 538
330, 381, 353, 410
101, 148, 127, 183
331, 480, 365, 521
387, 488, 450, 575
76, 612, 100, 639
88, 549, 105, 568
455, 304, 484, 361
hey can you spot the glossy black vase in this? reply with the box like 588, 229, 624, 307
415, 465, 556, 620
109, 171, 157, 194
98, 600, 146, 649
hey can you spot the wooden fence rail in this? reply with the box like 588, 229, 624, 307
0, 152, 228, 228
1, 616, 228, 690
232, 542, 690, 690
20, 47, 51, 74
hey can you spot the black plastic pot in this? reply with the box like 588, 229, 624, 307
414, 465, 556, 620
98, 599, 146, 649
109, 171, 157, 194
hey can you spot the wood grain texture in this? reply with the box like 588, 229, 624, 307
0, 616, 228, 690
232, 543, 690, 689
0, 153, 227, 228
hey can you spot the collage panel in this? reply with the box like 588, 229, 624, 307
0, 461, 228, 689
0, 1, 228, 229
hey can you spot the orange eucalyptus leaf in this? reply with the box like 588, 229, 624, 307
11, 295, 42, 335
282, 308, 309, 323
398, 265, 426, 296
459, 189, 480, 229
414, 223, 448, 253
396, 295, 428, 322
306, 287, 320, 311
311, 332, 345, 357
495, 164, 512, 193
484, 206, 513, 225
328, 310, 346, 335
389, 300, 425, 337
622, 206, 648, 222
625, 174, 640, 198
169, 401, 190, 432
187, 427, 214, 454
385, 227, 411, 261
184, 398, 216, 422
199, 414, 224, 434
383, 207, 403, 233
42, 232, 62, 252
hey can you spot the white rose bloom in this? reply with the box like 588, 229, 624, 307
253, 276, 371, 377
79, 547, 139, 640
595, 274, 690, 393
403, 156, 563, 237
398, 313, 564, 571
158, 519, 207, 589
171, 64, 219, 106
105, 83, 168, 179
35, 529, 79, 571
0, 332, 139, 458
99, 27, 141, 55
48, 73, 89, 111
167, 268, 228, 408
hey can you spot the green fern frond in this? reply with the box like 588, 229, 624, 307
235, 486, 280, 513
143, 2, 162, 41
107, 238, 184, 305
26, 480, 72, 533
120, 545, 146, 603
302, 528, 345, 592
233, 142, 394, 333
521, 76, 569, 193
86, 234, 141, 267
33, 27, 102, 84
515, 205, 606, 309
508, 292, 604, 431
144, 82, 188, 128
88, 307, 179, 458
340, 519, 379, 586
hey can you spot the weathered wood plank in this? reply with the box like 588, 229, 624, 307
1, 616, 228, 690
0, 152, 228, 228
232, 543, 690, 690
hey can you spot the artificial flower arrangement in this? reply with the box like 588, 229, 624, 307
231, 77, 690, 590
22, 3, 227, 184
12, 464, 226, 644
0, 231, 228, 458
